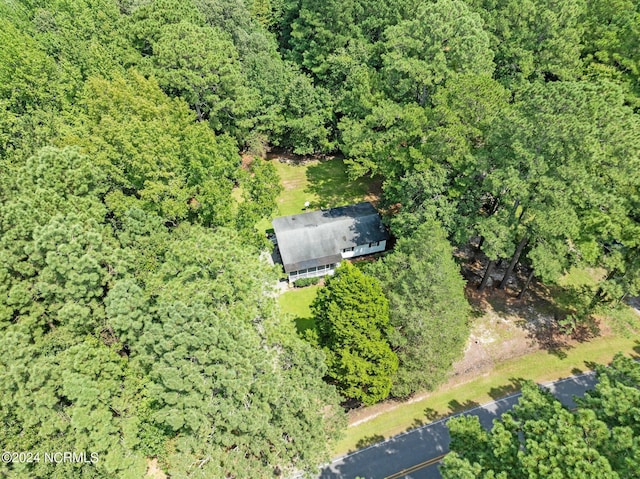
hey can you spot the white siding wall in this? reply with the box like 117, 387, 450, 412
340, 240, 386, 259
287, 240, 387, 282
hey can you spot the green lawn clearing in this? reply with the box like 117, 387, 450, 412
277, 285, 320, 334
257, 158, 379, 233
334, 330, 639, 455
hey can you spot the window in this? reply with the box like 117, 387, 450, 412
343, 247, 354, 252
368, 241, 380, 248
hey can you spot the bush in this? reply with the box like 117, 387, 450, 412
294, 276, 321, 287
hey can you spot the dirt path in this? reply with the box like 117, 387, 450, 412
346, 258, 608, 428
347, 291, 542, 427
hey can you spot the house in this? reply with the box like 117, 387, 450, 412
272, 202, 390, 282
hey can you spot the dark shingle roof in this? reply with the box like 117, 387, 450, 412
272, 202, 389, 273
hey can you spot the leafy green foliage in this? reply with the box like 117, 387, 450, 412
0, 147, 109, 333
0, 3, 348, 470
468, 0, 586, 84
368, 219, 470, 397
481, 81, 640, 286
0, 142, 344, 477
382, 0, 494, 105
122, 0, 336, 151
149, 21, 253, 131
311, 262, 398, 405
0, 16, 66, 159
30, 0, 135, 84
0, 333, 148, 479
285, 0, 409, 76
236, 159, 283, 240
63, 71, 244, 227
3, 0, 640, 476
0, 147, 145, 478
294, 276, 321, 287
106, 221, 344, 478
581, 0, 640, 106
246, 57, 335, 153
442, 354, 640, 479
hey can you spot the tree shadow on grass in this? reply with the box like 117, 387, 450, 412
356, 434, 385, 449
523, 314, 600, 360
488, 377, 526, 401
478, 269, 605, 360
481, 291, 573, 360
526, 322, 570, 359
408, 407, 440, 430
305, 160, 377, 209
294, 317, 315, 335
583, 360, 598, 371
448, 399, 481, 414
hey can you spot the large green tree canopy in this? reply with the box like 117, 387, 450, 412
475, 81, 640, 293
0, 145, 344, 478
2, 0, 640, 475
442, 354, 640, 479
382, 0, 494, 105
310, 262, 398, 405
367, 219, 470, 397
0, 2, 348, 475
63, 71, 243, 228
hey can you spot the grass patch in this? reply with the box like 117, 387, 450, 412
256, 159, 378, 234
603, 305, 640, 336
274, 159, 373, 217
557, 266, 607, 288
304, 160, 374, 211
334, 331, 639, 456
277, 285, 320, 334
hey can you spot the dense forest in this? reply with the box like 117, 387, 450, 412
1, 0, 639, 477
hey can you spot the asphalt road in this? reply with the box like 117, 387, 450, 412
319, 371, 600, 479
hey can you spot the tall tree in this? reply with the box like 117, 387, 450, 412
581, 0, 640, 106
367, 219, 470, 397
107, 222, 345, 478
386, 73, 510, 240
382, 0, 494, 105
64, 72, 242, 228
468, 0, 586, 84
0, 146, 346, 477
442, 354, 640, 479
150, 21, 254, 132
29, 0, 136, 86
311, 262, 398, 405
0, 147, 109, 333
478, 81, 640, 295
0, 147, 147, 478
0, 16, 66, 159
285, 0, 416, 77
236, 159, 283, 239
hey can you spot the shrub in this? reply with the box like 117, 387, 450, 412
294, 276, 321, 287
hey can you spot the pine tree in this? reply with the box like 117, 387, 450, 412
311, 262, 398, 405
443, 355, 640, 479
368, 219, 470, 397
